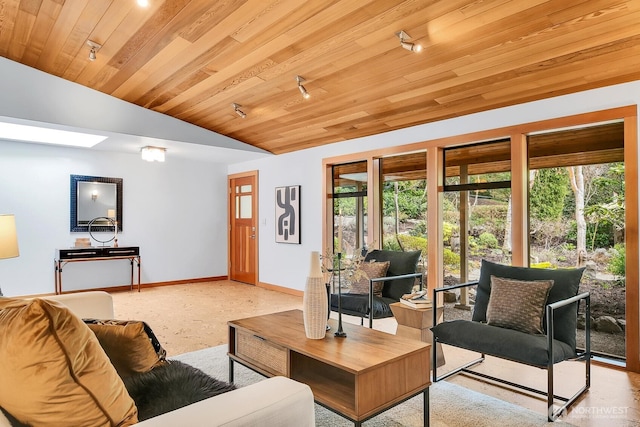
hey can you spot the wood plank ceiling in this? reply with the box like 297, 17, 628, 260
1, 1, 639, 155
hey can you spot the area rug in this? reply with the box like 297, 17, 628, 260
172, 345, 575, 427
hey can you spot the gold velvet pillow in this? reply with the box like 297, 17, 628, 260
0, 298, 138, 426
486, 276, 554, 334
349, 261, 390, 296
85, 319, 167, 378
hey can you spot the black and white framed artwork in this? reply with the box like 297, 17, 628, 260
275, 185, 300, 244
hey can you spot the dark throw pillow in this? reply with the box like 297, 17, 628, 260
84, 319, 167, 377
486, 276, 553, 334
365, 250, 421, 300
124, 360, 236, 421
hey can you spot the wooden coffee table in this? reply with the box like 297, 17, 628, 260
228, 310, 431, 426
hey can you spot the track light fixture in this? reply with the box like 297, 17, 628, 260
232, 103, 246, 118
295, 75, 310, 99
86, 40, 102, 61
395, 30, 422, 53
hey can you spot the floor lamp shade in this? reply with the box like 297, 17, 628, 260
0, 214, 19, 259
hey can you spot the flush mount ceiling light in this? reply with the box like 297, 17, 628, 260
395, 30, 422, 53
232, 103, 246, 118
141, 146, 166, 162
86, 40, 102, 61
295, 75, 310, 99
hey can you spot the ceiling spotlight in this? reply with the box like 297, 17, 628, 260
232, 103, 246, 118
395, 30, 422, 53
295, 75, 310, 99
86, 40, 102, 61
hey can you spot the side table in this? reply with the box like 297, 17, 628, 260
390, 302, 446, 368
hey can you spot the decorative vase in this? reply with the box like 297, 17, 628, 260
303, 251, 328, 339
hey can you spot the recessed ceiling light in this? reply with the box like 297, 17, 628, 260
0, 122, 107, 148
137, 0, 149, 7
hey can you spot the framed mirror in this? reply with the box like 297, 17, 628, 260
70, 175, 123, 232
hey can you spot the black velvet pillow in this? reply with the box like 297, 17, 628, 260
365, 250, 421, 301
472, 259, 585, 350
124, 360, 236, 421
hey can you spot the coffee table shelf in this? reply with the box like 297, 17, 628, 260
290, 352, 356, 412
228, 310, 430, 426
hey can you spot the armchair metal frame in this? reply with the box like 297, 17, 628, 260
332, 272, 424, 328
366, 272, 423, 328
432, 281, 591, 421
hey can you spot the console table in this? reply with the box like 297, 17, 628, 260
54, 246, 140, 294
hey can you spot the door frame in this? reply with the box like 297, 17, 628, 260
228, 170, 259, 285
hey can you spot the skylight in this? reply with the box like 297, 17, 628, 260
0, 122, 107, 148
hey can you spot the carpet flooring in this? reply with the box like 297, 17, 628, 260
172, 344, 574, 427
111, 281, 303, 356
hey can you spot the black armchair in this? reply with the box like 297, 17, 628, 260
431, 259, 590, 421
329, 249, 422, 328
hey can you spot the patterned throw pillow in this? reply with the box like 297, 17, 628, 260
486, 275, 554, 334
348, 261, 390, 296
84, 319, 167, 378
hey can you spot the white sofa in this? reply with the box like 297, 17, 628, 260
0, 291, 315, 427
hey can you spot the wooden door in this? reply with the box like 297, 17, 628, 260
228, 172, 258, 285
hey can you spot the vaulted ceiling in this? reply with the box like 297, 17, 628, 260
1, 0, 639, 155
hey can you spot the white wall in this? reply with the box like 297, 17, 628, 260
0, 140, 229, 296
229, 80, 640, 292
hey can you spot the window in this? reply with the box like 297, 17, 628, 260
322, 107, 637, 370
332, 161, 368, 254
380, 151, 427, 262
443, 141, 511, 283
528, 122, 625, 360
